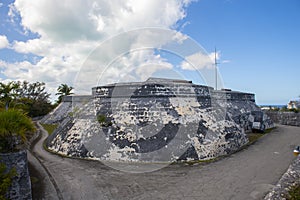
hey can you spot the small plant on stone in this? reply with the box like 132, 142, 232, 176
287, 184, 300, 200
68, 107, 80, 117
97, 114, 112, 127
0, 163, 16, 200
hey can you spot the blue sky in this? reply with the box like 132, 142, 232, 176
183, 0, 300, 104
0, 0, 299, 105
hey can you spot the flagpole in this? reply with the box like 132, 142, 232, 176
215, 47, 218, 90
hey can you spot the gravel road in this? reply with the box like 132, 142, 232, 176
28, 124, 300, 200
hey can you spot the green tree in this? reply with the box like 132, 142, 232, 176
0, 81, 53, 117
0, 109, 35, 152
16, 81, 50, 101
55, 84, 73, 104
0, 82, 19, 110
15, 81, 53, 117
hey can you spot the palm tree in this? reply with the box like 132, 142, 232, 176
0, 109, 35, 152
56, 84, 74, 104
0, 82, 19, 110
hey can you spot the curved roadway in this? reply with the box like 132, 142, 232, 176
28, 124, 300, 200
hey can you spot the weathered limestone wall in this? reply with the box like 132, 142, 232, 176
265, 155, 300, 199
41, 95, 92, 124
265, 111, 300, 127
46, 78, 274, 162
212, 90, 274, 132
0, 150, 32, 200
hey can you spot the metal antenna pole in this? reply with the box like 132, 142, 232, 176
215, 47, 218, 90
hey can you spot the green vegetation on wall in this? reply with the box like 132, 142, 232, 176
97, 114, 112, 127
0, 163, 16, 200
287, 184, 300, 200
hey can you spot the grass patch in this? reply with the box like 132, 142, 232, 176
30, 176, 39, 184
287, 184, 300, 200
264, 127, 276, 133
184, 158, 218, 166
247, 127, 276, 144
40, 123, 58, 135
247, 133, 264, 143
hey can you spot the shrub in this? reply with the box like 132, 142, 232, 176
0, 109, 35, 152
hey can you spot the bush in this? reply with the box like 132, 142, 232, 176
0, 109, 35, 152
15, 98, 54, 118
280, 107, 300, 113
0, 81, 54, 117
290, 108, 299, 113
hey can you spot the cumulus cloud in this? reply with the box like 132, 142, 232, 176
3, 0, 197, 99
180, 51, 218, 70
112, 50, 174, 82
73, 28, 188, 94
179, 50, 225, 88
10, 0, 191, 42
0, 35, 9, 49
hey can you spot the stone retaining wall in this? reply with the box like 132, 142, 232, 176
265, 155, 300, 199
265, 111, 300, 127
0, 150, 32, 200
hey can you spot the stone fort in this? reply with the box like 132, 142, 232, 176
42, 78, 274, 162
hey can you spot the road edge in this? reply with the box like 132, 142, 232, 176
264, 154, 300, 199
27, 122, 64, 200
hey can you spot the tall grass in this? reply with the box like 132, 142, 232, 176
0, 109, 35, 152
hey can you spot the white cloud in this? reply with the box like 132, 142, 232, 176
179, 50, 226, 88
113, 50, 174, 82
172, 31, 188, 44
222, 60, 230, 64
10, 0, 191, 42
0, 35, 9, 49
180, 51, 216, 70
3, 0, 195, 99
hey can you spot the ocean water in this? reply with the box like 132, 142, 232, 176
259, 105, 286, 108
